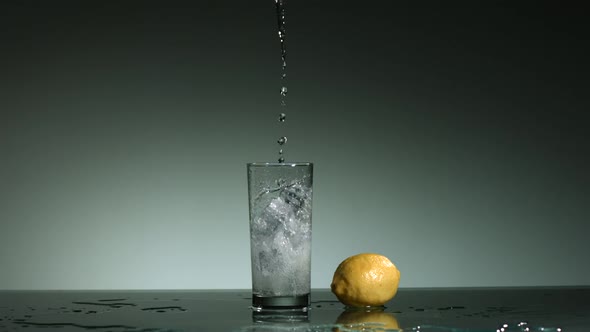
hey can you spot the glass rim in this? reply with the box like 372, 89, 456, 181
247, 162, 313, 167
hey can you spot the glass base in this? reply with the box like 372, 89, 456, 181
252, 294, 310, 312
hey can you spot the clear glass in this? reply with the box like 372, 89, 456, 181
247, 162, 313, 311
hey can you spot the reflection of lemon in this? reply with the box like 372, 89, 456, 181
336, 308, 400, 330
331, 253, 401, 307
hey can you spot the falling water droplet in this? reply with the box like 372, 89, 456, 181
275, 0, 289, 164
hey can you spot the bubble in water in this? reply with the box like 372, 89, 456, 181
282, 73, 287, 79
279, 149, 283, 155
277, 136, 287, 145
278, 157, 285, 163
280, 86, 288, 96
279, 113, 286, 122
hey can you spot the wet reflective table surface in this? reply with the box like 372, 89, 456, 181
1, 287, 588, 332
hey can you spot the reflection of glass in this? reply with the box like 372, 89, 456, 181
241, 311, 310, 331
247, 163, 313, 311
335, 307, 400, 331
252, 310, 309, 323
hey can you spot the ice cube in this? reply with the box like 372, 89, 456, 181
279, 184, 305, 211
251, 183, 312, 283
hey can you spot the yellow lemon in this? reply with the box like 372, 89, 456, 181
331, 253, 401, 307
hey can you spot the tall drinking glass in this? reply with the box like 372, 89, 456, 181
247, 162, 313, 311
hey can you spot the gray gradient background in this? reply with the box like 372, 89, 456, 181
0, 1, 588, 290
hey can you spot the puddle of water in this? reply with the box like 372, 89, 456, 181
1, 291, 576, 332
72, 301, 137, 309
234, 322, 564, 332
12, 321, 138, 330
1, 296, 191, 331
141, 306, 188, 313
